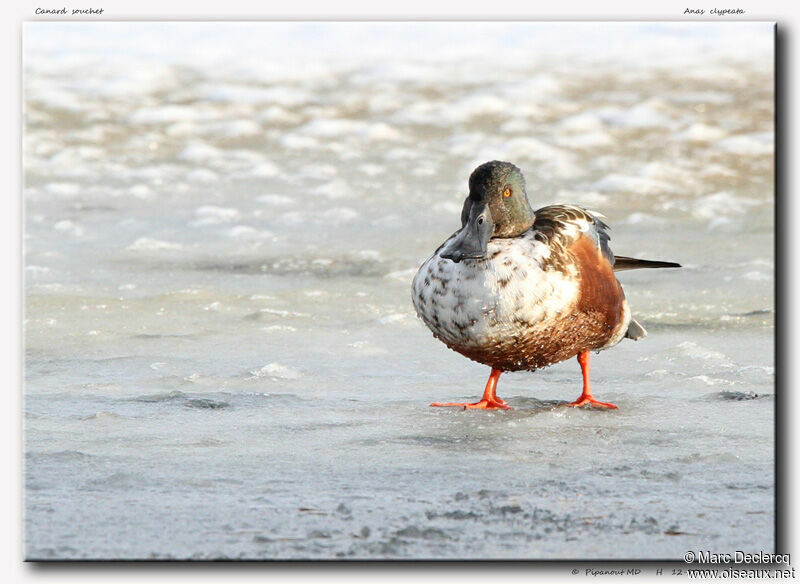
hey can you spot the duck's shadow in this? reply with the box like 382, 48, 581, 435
507, 397, 566, 411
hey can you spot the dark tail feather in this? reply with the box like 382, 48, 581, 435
613, 256, 681, 272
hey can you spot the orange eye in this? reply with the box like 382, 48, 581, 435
503, 187, 512, 197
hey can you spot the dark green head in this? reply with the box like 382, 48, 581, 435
443, 161, 535, 263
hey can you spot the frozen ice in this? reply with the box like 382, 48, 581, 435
24, 22, 774, 560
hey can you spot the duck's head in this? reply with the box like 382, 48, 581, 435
441, 161, 535, 263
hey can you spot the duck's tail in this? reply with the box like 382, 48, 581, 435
625, 318, 647, 340
613, 256, 681, 271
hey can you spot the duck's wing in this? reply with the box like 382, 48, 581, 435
532, 205, 680, 343
532, 204, 615, 266
532, 204, 681, 271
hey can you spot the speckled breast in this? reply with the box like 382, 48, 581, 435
411, 232, 630, 371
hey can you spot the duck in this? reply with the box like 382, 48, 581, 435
411, 160, 680, 410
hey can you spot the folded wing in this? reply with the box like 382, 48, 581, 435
532, 204, 680, 343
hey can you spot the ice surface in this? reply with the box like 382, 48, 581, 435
23, 22, 774, 560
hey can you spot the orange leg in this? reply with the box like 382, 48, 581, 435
431, 368, 511, 410
566, 351, 618, 410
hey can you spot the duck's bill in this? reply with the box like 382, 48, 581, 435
441, 202, 494, 263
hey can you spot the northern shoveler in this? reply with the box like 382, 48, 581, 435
411, 160, 680, 410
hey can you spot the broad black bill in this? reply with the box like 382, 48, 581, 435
441, 200, 494, 263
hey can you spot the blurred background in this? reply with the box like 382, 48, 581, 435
24, 22, 774, 559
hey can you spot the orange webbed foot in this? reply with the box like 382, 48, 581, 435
431, 398, 511, 410
431, 368, 511, 410
565, 351, 618, 410
565, 395, 618, 410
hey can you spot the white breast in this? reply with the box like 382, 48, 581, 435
411, 231, 580, 349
